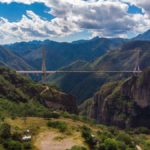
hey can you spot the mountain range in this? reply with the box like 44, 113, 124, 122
1, 29, 150, 104
48, 40, 150, 103
1, 29, 150, 70
4, 37, 127, 70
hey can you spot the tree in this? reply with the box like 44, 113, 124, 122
103, 138, 118, 150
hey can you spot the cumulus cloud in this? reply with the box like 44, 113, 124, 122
0, 0, 150, 44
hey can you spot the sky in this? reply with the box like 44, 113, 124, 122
0, 0, 150, 44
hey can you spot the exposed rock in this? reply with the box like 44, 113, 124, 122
90, 68, 150, 128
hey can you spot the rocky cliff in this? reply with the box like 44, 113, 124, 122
90, 68, 150, 128
0, 67, 77, 114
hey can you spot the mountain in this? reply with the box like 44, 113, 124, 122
0, 67, 77, 115
5, 37, 127, 70
48, 40, 150, 104
1, 70, 150, 150
133, 29, 150, 41
4, 40, 43, 56
0, 46, 32, 70
90, 68, 150, 128
0, 69, 150, 150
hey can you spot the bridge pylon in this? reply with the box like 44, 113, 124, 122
133, 48, 141, 75
41, 47, 47, 82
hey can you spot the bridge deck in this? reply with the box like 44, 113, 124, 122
16, 70, 142, 74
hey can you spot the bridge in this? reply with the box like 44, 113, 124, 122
16, 70, 142, 74
16, 48, 142, 82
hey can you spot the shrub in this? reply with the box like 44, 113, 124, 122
134, 127, 150, 134
116, 132, 132, 146
116, 141, 126, 150
103, 138, 118, 150
23, 142, 32, 150
12, 132, 22, 141
98, 131, 113, 142
108, 127, 118, 136
143, 140, 150, 150
67, 145, 87, 150
81, 126, 96, 146
43, 112, 60, 119
71, 114, 79, 121
4, 140, 22, 150
99, 143, 106, 150
62, 112, 70, 118
47, 121, 68, 132
0, 123, 11, 139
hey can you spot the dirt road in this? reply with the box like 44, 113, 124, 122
34, 130, 85, 150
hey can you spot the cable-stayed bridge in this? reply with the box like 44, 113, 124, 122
16, 48, 142, 81
16, 70, 142, 74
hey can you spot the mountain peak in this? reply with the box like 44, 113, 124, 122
133, 29, 150, 41
91, 36, 100, 41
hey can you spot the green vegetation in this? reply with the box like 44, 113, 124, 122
1, 115, 150, 150
133, 127, 150, 134
67, 145, 87, 150
47, 121, 68, 132
0, 98, 61, 119
80, 125, 140, 150
78, 98, 93, 116
0, 67, 150, 150
0, 123, 32, 150
0, 67, 77, 120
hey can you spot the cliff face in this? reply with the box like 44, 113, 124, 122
91, 69, 150, 128
0, 67, 77, 114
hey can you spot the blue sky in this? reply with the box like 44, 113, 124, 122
0, 2, 54, 21
0, 0, 149, 44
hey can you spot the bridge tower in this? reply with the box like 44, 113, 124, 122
42, 47, 46, 82
133, 48, 141, 74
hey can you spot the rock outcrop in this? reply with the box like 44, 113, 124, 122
90, 69, 150, 128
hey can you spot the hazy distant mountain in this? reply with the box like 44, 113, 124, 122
133, 29, 150, 41
5, 37, 127, 70
0, 46, 32, 70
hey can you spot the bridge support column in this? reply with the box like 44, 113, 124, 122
41, 47, 47, 83
133, 48, 141, 76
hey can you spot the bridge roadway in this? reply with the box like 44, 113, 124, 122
16, 70, 142, 74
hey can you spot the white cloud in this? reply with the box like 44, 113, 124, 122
0, 0, 150, 44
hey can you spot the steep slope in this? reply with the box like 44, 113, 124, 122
133, 29, 150, 41
90, 68, 150, 128
0, 46, 32, 70
92, 41, 150, 70
6, 38, 126, 70
48, 41, 150, 104
48, 59, 111, 104
0, 67, 77, 114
